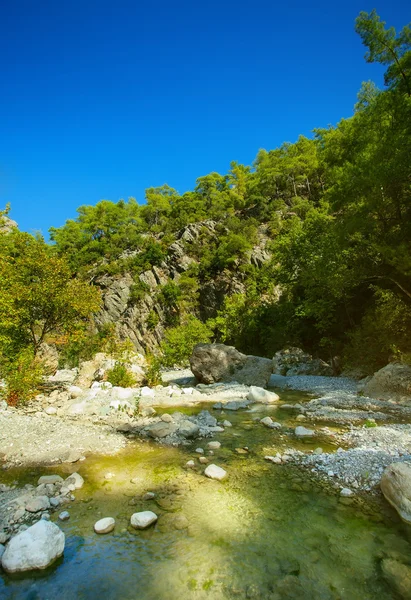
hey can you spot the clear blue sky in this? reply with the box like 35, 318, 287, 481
0, 0, 409, 236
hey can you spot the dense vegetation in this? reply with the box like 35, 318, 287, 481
1, 10, 410, 401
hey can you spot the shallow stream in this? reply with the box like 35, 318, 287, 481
1, 390, 409, 599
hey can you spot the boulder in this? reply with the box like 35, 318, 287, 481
1, 520, 65, 573
272, 347, 333, 376
147, 421, 178, 439
381, 462, 411, 523
295, 426, 315, 438
364, 363, 411, 403
178, 420, 200, 439
381, 559, 411, 599
204, 464, 227, 481
65, 472, 84, 489
130, 511, 158, 529
94, 517, 115, 534
190, 343, 273, 388
25, 496, 50, 513
247, 386, 279, 404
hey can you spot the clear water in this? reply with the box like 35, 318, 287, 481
0, 392, 409, 599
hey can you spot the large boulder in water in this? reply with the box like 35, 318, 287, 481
381, 462, 411, 523
1, 520, 65, 573
190, 343, 272, 388
364, 363, 411, 403
272, 347, 332, 376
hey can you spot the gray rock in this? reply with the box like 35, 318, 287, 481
25, 496, 50, 513
178, 420, 200, 439
38, 475, 64, 485
1, 520, 65, 573
190, 343, 273, 388
295, 426, 315, 438
147, 421, 178, 438
381, 462, 411, 523
273, 347, 333, 376
58, 511, 70, 521
161, 413, 173, 423
365, 363, 411, 402
94, 517, 115, 534
50, 497, 60, 508
130, 511, 158, 529
381, 559, 411, 599
207, 441, 221, 450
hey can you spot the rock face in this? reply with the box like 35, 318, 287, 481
381, 462, 411, 523
1, 520, 65, 573
37, 343, 59, 375
272, 347, 333, 376
364, 363, 411, 403
190, 344, 273, 388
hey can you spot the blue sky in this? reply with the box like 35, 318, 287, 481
1, 0, 409, 236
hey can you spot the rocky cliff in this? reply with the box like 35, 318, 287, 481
94, 221, 271, 354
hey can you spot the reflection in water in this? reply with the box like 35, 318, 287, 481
0, 396, 406, 599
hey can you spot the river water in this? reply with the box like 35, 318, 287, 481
0, 391, 408, 599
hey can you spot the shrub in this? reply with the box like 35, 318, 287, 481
161, 316, 213, 367
106, 361, 136, 388
128, 280, 150, 305
145, 353, 162, 386
1, 349, 44, 405
147, 310, 160, 330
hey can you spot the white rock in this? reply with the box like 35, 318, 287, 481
247, 386, 280, 404
207, 441, 221, 450
295, 426, 315, 438
130, 511, 158, 529
161, 413, 173, 423
112, 387, 134, 400
1, 520, 65, 573
94, 517, 115, 534
185, 460, 195, 468
45, 407, 57, 415
199, 456, 208, 464
182, 387, 194, 395
140, 387, 155, 398
340, 488, 354, 497
265, 456, 282, 464
58, 511, 70, 521
64, 472, 84, 489
204, 464, 227, 481
222, 420, 232, 427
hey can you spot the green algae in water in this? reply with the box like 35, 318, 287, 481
0, 399, 406, 599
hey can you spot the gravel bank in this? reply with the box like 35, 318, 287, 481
269, 374, 358, 394
0, 409, 126, 468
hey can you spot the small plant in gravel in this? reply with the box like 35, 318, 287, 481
364, 419, 377, 428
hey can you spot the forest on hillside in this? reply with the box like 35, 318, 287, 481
1, 10, 410, 402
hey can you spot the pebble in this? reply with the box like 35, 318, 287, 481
199, 456, 208, 464
195, 448, 204, 454
204, 464, 227, 481
207, 441, 221, 450
185, 460, 195, 468
94, 517, 115, 534
222, 420, 232, 427
58, 511, 70, 521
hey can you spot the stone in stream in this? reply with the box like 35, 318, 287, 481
94, 517, 116, 534
143, 492, 156, 500
65, 472, 84, 489
295, 426, 315, 438
178, 420, 200, 439
1, 520, 65, 573
147, 421, 178, 439
247, 386, 279, 404
207, 441, 221, 450
130, 511, 158, 529
25, 496, 50, 513
195, 448, 204, 454
204, 464, 227, 481
185, 460, 195, 469
265, 456, 282, 464
38, 475, 64, 485
381, 558, 411, 599
340, 488, 354, 497
381, 462, 411, 523
199, 456, 208, 464
222, 420, 232, 427
58, 511, 70, 521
